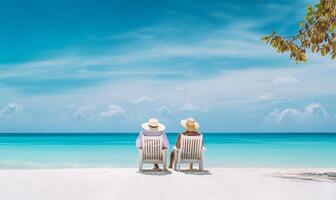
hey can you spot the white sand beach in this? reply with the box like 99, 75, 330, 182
0, 168, 335, 200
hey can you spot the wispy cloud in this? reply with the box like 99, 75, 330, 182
132, 96, 154, 104
0, 103, 24, 118
100, 104, 124, 118
73, 105, 96, 120
157, 105, 172, 116
181, 103, 201, 112
0, 9, 292, 94
272, 76, 299, 87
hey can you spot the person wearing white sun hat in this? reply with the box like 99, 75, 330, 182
168, 118, 201, 169
136, 118, 169, 170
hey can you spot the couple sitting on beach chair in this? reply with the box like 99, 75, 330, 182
136, 117, 205, 172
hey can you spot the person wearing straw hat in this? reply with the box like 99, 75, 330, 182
136, 118, 169, 170
168, 118, 201, 169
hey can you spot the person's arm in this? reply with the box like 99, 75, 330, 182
162, 132, 169, 149
135, 131, 143, 149
175, 134, 182, 149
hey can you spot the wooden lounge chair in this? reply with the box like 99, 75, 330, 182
138, 135, 167, 172
173, 134, 206, 171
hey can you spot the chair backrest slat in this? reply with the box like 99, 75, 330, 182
180, 135, 203, 160
141, 135, 163, 160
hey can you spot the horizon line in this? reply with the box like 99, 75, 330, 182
0, 132, 336, 135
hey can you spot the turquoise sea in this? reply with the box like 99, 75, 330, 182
0, 133, 335, 169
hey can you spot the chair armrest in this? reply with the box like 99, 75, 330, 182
202, 146, 206, 151
173, 146, 181, 155
173, 146, 180, 151
162, 149, 167, 160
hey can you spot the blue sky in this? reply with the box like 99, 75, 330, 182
1, 0, 336, 133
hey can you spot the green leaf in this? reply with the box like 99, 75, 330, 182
307, 5, 312, 14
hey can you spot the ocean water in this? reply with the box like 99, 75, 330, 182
0, 133, 335, 169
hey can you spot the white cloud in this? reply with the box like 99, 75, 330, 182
157, 105, 172, 116
100, 104, 124, 117
73, 105, 96, 120
272, 76, 299, 87
181, 103, 200, 112
305, 103, 329, 117
132, 96, 153, 104
0, 103, 24, 118
266, 103, 329, 123
266, 108, 301, 123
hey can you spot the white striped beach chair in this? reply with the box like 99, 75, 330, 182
138, 135, 167, 172
173, 134, 206, 171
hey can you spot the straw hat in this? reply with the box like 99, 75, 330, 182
180, 118, 199, 131
142, 118, 165, 131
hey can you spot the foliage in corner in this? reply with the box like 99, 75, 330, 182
261, 0, 336, 63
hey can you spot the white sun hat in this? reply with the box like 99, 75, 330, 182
142, 118, 165, 131
180, 118, 199, 131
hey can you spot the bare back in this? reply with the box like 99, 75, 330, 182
175, 131, 200, 148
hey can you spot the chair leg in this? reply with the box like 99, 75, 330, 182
200, 154, 204, 171
177, 151, 182, 172
199, 162, 203, 171
173, 150, 177, 171
162, 150, 167, 171
138, 150, 143, 172
139, 160, 143, 172
163, 158, 166, 171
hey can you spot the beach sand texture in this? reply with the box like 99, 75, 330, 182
0, 168, 335, 200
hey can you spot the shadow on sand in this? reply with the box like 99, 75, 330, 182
137, 169, 212, 176
274, 172, 336, 182
178, 169, 212, 176
138, 169, 172, 176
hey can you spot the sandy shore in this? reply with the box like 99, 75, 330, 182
0, 168, 335, 200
